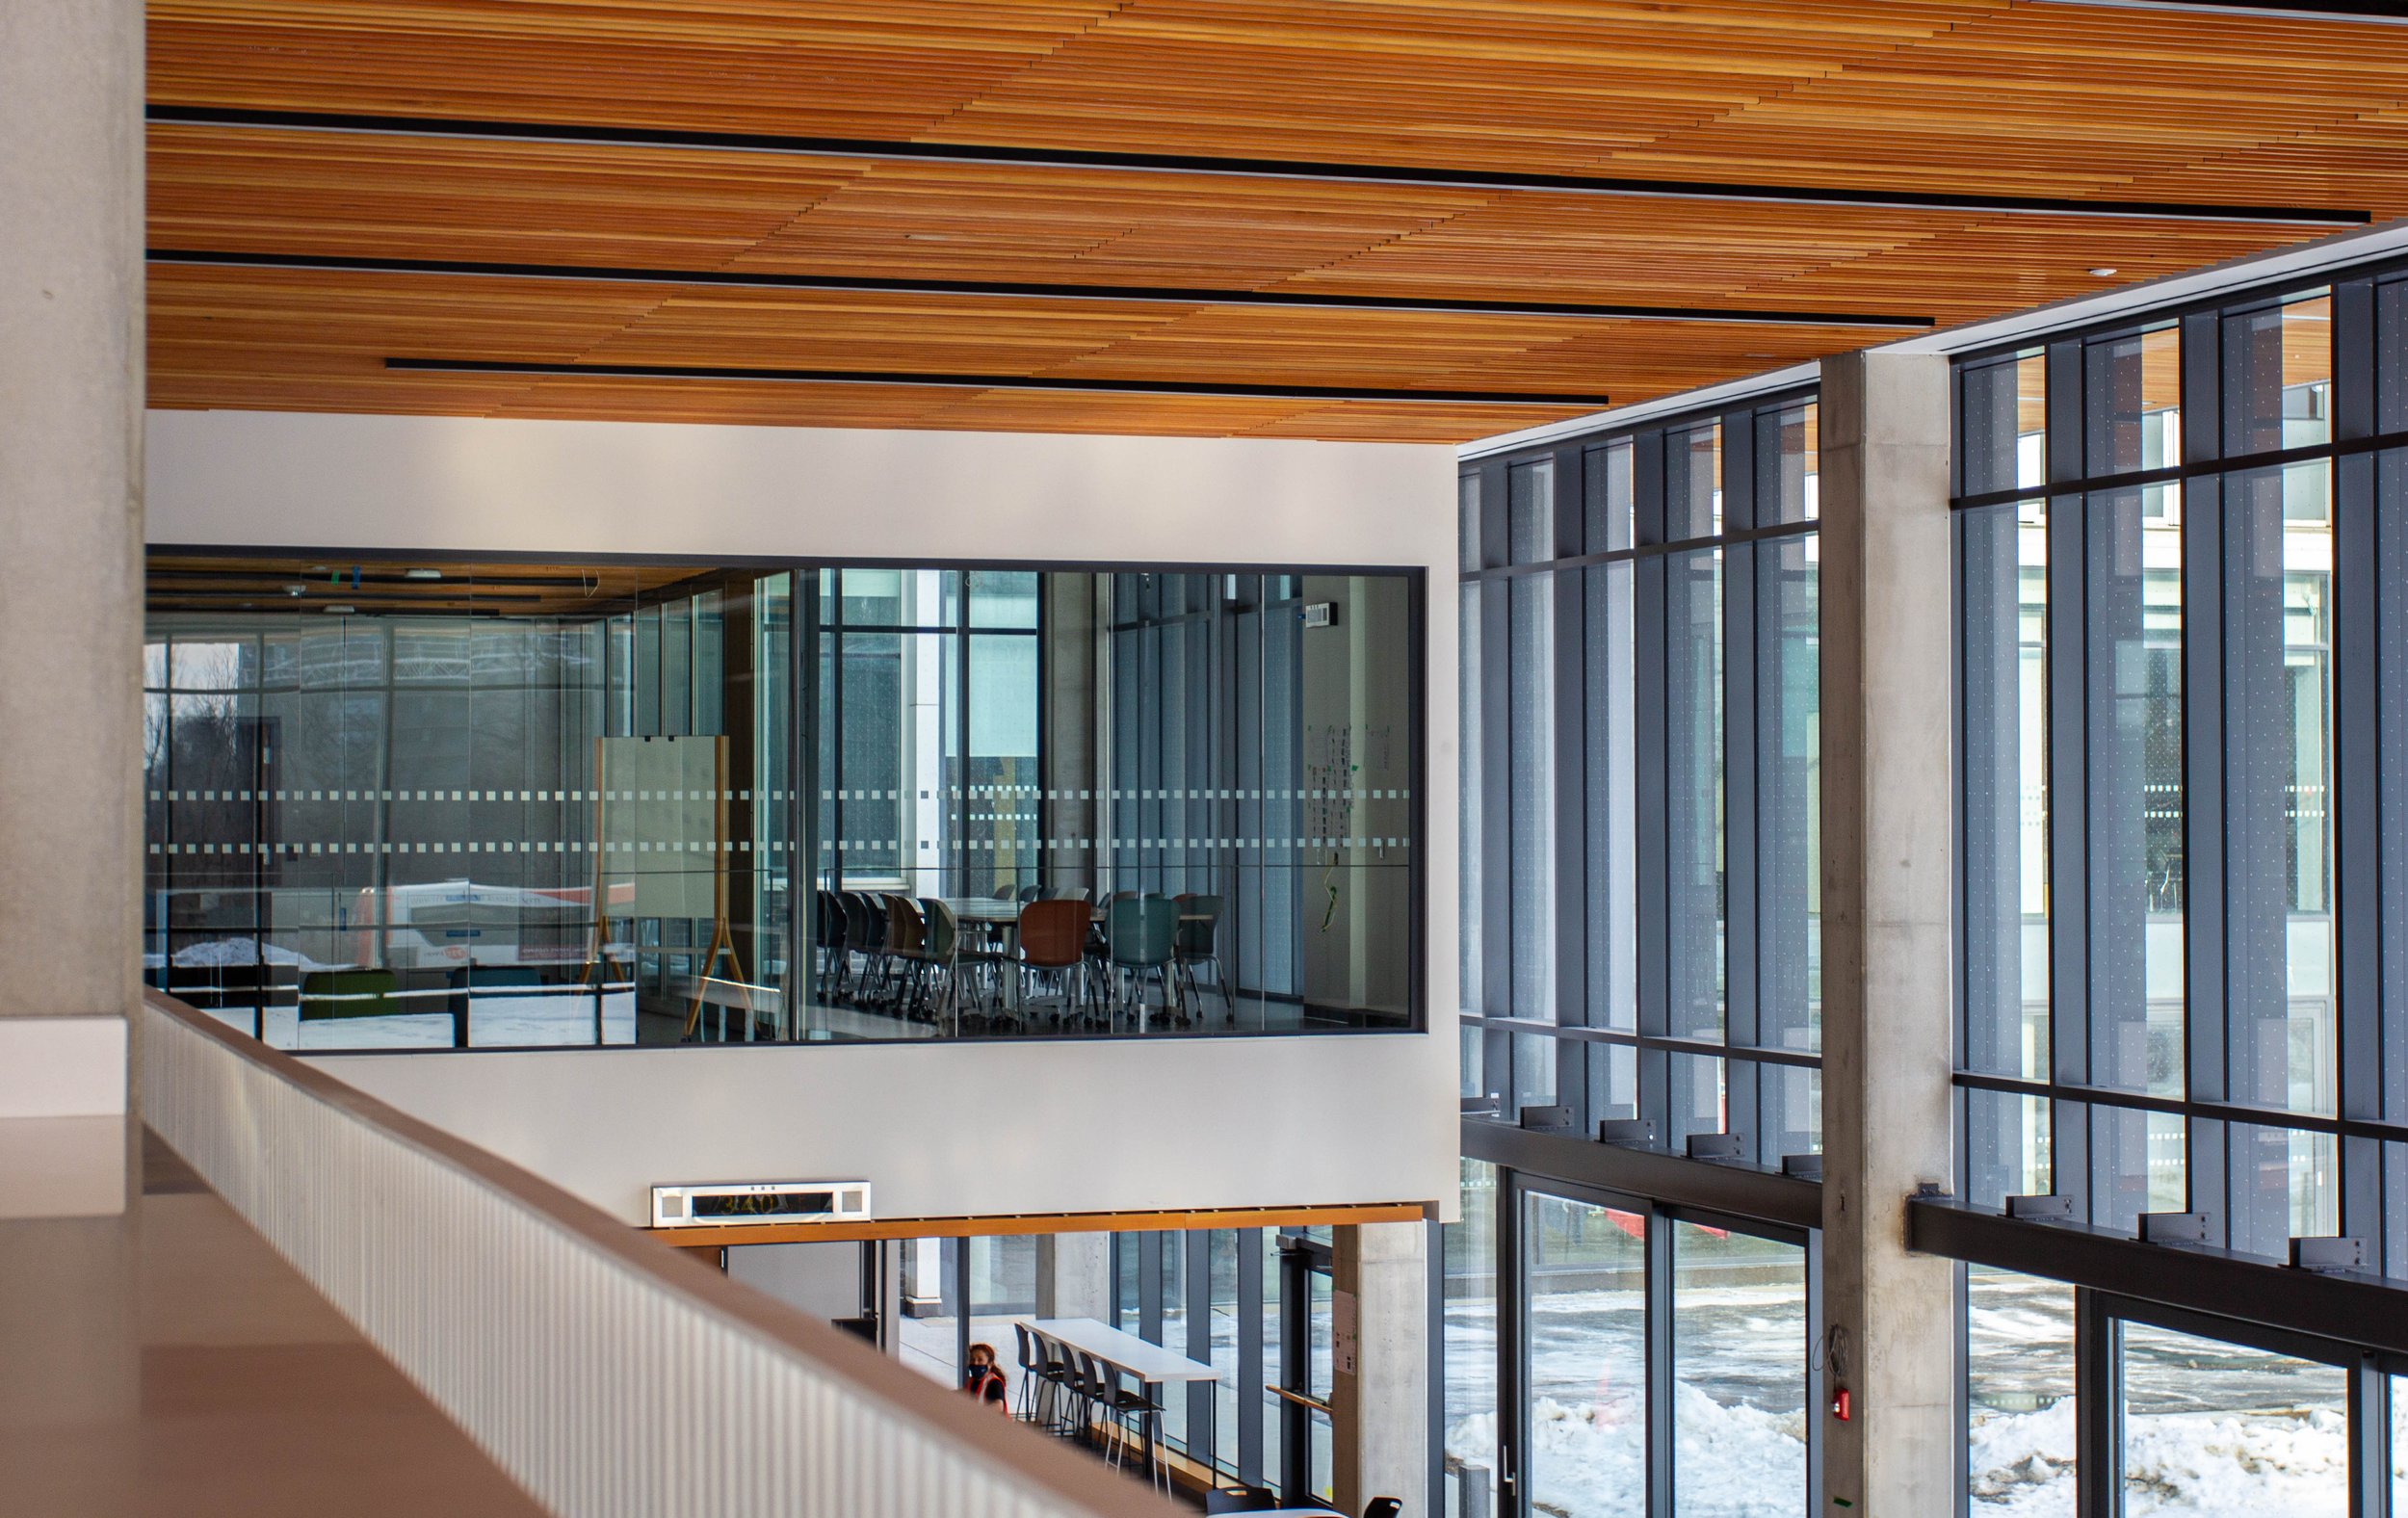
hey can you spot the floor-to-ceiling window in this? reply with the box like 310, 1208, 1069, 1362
1444, 1145, 1815, 1518
1459, 390, 1821, 1160
1948, 251, 2408, 1516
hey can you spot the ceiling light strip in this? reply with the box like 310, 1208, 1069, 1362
147, 105, 2369, 227
149, 249, 1933, 330
382, 356, 1609, 406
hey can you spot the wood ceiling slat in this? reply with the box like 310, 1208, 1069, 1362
144, 0, 2408, 440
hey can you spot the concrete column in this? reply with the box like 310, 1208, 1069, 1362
1035, 1230, 1112, 1320
1817, 349, 1957, 1515
0, 0, 143, 1147
1332, 1221, 1428, 1517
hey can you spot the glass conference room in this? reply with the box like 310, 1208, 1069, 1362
140, 557, 1421, 1051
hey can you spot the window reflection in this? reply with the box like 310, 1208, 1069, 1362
2118, 1320, 2347, 1517
1967, 1266, 2074, 1515
144, 558, 1421, 1049
1526, 1192, 1646, 1518
1671, 1221, 1805, 1518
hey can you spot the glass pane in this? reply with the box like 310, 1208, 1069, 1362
1754, 403, 1819, 525
2383, 453, 2408, 1126
2381, 277, 2408, 437
2224, 1121, 2339, 1261
1667, 1051, 1727, 1148
1962, 500, 2051, 1079
1587, 439, 1636, 552
898, 1238, 958, 1387
1967, 1266, 2075, 1516
2084, 486, 2185, 1097
2084, 325, 2183, 479
1756, 536, 1819, 1054
2222, 461, 2335, 1118
1514, 1033, 1558, 1115
2088, 1103, 2185, 1237
1754, 1060, 1819, 1164
1526, 1191, 1646, 1518
2223, 293, 2331, 458
1510, 571, 1556, 1019
2119, 1320, 2346, 1516
1444, 1162, 1500, 1516
1462, 581, 1484, 1015
1460, 472, 1482, 574
967, 569, 1039, 629
1964, 1086, 2053, 1210
1666, 548, 1725, 1042
1585, 562, 1637, 1032
1511, 458, 1557, 565
1667, 423, 1724, 541
2395, 1374, 2408, 1516
1961, 351, 2048, 498
1672, 1221, 1805, 1518
967, 633, 1040, 899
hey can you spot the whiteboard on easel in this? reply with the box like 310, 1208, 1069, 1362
597, 735, 721, 921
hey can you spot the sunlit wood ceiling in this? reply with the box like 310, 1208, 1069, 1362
145, 1, 2408, 443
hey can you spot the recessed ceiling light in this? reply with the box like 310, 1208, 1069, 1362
2089, 266, 2119, 277
404, 567, 443, 581
324, 604, 355, 615
284, 583, 307, 595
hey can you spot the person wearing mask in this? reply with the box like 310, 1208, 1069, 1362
962, 1342, 1008, 1412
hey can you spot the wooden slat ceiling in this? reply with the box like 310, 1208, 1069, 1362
145, 1, 2408, 443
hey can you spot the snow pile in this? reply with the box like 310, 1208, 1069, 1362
1968, 1399, 2076, 1513
170, 936, 338, 971
1968, 1400, 2348, 1516
1449, 1381, 1804, 1518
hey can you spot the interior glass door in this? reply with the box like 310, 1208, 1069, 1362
1276, 1231, 1336, 1505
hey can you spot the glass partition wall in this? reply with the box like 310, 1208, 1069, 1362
143, 556, 1421, 1050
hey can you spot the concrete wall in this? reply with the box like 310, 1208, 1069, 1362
146, 409, 1460, 1224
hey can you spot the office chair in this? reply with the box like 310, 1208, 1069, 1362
1363, 1500, 1404, 1518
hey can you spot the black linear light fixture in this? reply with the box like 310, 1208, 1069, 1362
147, 105, 2370, 227
148, 249, 1934, 330
384, 356, 1610, 407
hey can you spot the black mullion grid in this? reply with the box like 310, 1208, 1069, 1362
1139, 1227, 1166, 1345
2045, 336, 2094, 1216
1550, 444, 1590, 1120
1458, 513, 1822, 582
1644, 1202, 1674, 1518
1722, 406, 1762, 1155
793, 566, 818, 1010
2335, 278, 2388, 1312
1238, 1227, 1266, 1487
1479, 458, 1514, 1086
2349, 1352, 2392, 1518
1494, 1166, 1527, 1517
1633, 430, 1672, 1137
1185, 1228, 1215, 1465
2182, 304, 2235, 1246
1953, 1070, 2408, 1147
2075, 1287, 2117, 1518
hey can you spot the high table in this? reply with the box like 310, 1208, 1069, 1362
1025, 1316, 1219, 1483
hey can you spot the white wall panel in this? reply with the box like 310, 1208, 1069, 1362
147, 409, 1459, 1222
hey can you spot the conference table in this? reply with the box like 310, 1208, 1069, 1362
1025, 1315, 1219, 1479
936, 899, 1213, 1028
